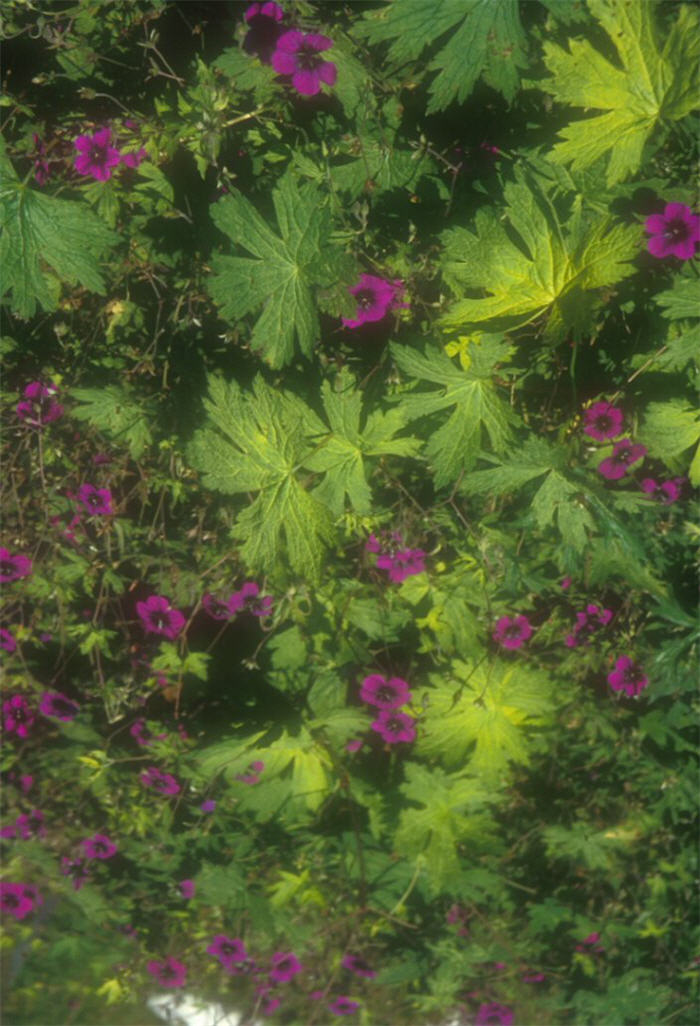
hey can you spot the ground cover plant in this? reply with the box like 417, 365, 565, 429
1, 1, 698, 1024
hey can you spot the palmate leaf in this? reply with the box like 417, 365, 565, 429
440, 169, 641, 339
391, 340, 516, 487
208, 173, 349, 368
358, 0, 527, 113
418, 659, 555, 780
70, 385, 152, 459
188, 374, 334, 579
0, 140, 118, 318
304, 368, 421, 515
541, 0, 700, 185
638, 399, 700, 485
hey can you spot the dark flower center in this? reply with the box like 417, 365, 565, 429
355, 288, 376, 310
594, 414, 612, 432
89, 144, 108, 166
614, 446, 632, 463
504, 624, 522, 638
664, 218, 690, 243
153, 614, 170, 629
3, 894, 18, 908
377, 685, 397, 703
0, 560, 16, 576
385, 717, 401, 733
623, 664, 643, 684
296, 43, 323, 71
160, 965, 178, 980
94, 842, 108, 853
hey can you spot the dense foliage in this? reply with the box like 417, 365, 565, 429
1, 2, 698, 1024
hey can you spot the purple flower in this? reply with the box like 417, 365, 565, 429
2, 695, 35, 738
82, 834, 117, 859
641, 478, 682, 504
229, 581, 273, 617
61, 855, 89, 891
180, 879, 195, 899
136, 595, 186, 640
120, 146, 147, 168
269, 951, 302, 983
32, 133, 50, 185
0, 548, 33, 582
0, 882, 37, 920
561, 576, 572, 590
140, 766, 181, 795
493, 615, 532, 650
235, 760, 265, 785
202, 593, 237, 621
16, 381, 63, 428
74, 128, 122, 182
607, 656, 649, 697
245, 1, 283, 20
598, 438, 647, 480
370, 709, 416, 744
346, 739, 363, 753
77, 484, 113, 516
644, 202, 700, 260
564, 604, 613, 648
39, 692, 80, 721
262, 997, 281, 1015
0, 628, 16, 653
583, 401, 624, 441
129, 718, 165, 747
360, 674, 412, 709
342, 274, 406, 329
475, 1003, 514, 1026
329, 997, 360, 1015
522, 971, 546, 983
200, 799, 217, 813
207, 935, 248, 970
12, 810, 45, 840
271, 30, 337, 96
376, 548, 426, 583
341, 954, 376, 979
147, 956, 187, 988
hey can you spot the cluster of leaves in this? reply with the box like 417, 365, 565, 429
1, 1, 698, 1025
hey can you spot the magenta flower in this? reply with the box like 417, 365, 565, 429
341, 954, 376, 979
262, 997, 281, 1015
269, 952, 302, 983
576, 931, 605, 953
32, 133, 50, 185
641, 477, 682, 504
202, 593, 237, 620
271, 30, 337, 96
74, 128, 122, 181
342, 274, 406, 329
360, 674, 412, 709
207, 935, 248, 970
565, 604, 613, 648
61, 855, 89, 891
370, 709, 416, 744
12, 810, 45, 840
376, 548, 426, 582
598, 438, 647, 480
583, 401, 624, 441
644, 202, 700, 260
475, 1003, 514, 1026
0, 548, 33, 582
136, 595, 186, 639
229, 581, 273, 617
130, 718, 166, 747
77, 484, 113, 516
200, 799, 217, 812
561, 576, 572, 590
522, 971, 546, 982
180, 879, 195, 899
0, 882, 38, 920
16, 381, 63, 428
346, 739, 363, 753
120, 146, 147, 169
493, 615, 532, 650
243, 2, 284, 62
3, 695, 35, 738
329, 997, 360, 1015
235, 760, 265, 785
245, 1, 283, 20
0, 628, 16, 653
147, 956, 187, 988
140, 767, 181, 795
39, 692, 80, 721
607, 656, 649, 696
82, 834, 117, 859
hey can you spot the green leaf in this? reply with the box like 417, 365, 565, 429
541, 0, 700, 184
358, 0, 527, 113
418, 659, 555, 779
440, 170, 641, 339
639, 399, 700, 483
542, 823, 622, 871
655, 276, 700, 322
70, 385, 153, 459
188, 374, 334, 579
208, 173, 347, 367
304, 368, 421, 515
0, 142, 118, 318
392, 341, 515, 487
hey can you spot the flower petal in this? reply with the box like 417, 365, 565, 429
292, 69, 321, 95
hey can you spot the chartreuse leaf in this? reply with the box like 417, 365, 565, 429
70, 385, 153, 459
541, 0, 700, 184
304, 368, 421, 515
208, 173, 350, 368
188, 374, 334, 579
440, 170, 640, 339
358, 0, 527, 113
418, 658, 554, 779
638, 399, 700, 485
391, 339, 516, 487
394, 763, 495, 893
0, 138, 118, 318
